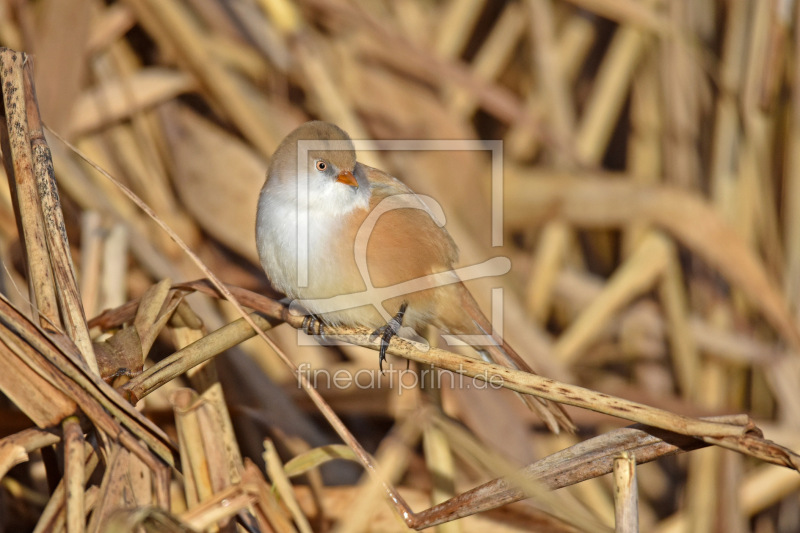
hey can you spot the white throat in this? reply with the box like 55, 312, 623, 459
255, 171, 370, 298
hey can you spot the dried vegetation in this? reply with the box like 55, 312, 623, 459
0, 0, 799, 531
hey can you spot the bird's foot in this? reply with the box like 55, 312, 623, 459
302, 314, 326, 337
370, 303, 408, 373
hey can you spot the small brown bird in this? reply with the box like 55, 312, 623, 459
256, 121, 573, 433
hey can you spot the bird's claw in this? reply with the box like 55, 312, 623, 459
370, 303, 408, 373
302, 315, 326, 337
370, 324, 395, 373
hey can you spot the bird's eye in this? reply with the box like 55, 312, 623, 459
315, 160, 327, 172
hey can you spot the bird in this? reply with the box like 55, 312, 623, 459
256, 121, 574, 433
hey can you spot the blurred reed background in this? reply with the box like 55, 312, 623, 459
0, 0, 799, 531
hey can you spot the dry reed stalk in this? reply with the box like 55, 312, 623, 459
421, 420, 460, 533
1, 53, 58, 328
526, 221, 572, 323
660, 0, 704, 189
449, 1, 526, 119
125, 311, 276, 401
553, 231, 672, 364
79, 211, 103, 319
125, 0, 280, 158
562, 0, 666, 32
264, 438, 314, 533
658, 252, 699, 398
0, 329, 76, 427
62, 415, 85, 533
245, 459, 301, 531
528, 0, 577, 165
25, 75, 97, 375
33, 449, 99, 533
575, 2, 654, 165
612, 452, 638, 533
69, 69, 196, 137
30, 0, 92, 133
433, 0, 484, 59
292, 38, 383, 168
505, 11, 595, 159
623, 47, 662, 254
785, 2, 800, 312
710, 0, 746, 220
0, 428, 59, 479
684, 353, 727, 532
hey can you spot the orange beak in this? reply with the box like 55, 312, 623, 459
336, 170, 358, 188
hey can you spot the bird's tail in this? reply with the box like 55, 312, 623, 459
453, 284, 576, 434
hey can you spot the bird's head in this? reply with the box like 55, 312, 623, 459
265, 121, 369, 212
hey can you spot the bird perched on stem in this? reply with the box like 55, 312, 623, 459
256, 121, 573, 433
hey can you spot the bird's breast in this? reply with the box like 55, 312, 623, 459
257, 193, 369, 298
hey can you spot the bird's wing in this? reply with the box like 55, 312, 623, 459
359, 164, 459, 283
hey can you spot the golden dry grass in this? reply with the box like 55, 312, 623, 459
0, 1, 799, 531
